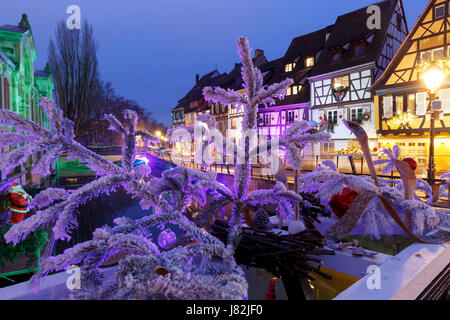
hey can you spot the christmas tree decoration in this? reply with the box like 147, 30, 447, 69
329, 188, 359, 218
7, 183, 32, 224
402, 158, 417, 171
253, 208, 271, 230
157, 229, 177, 249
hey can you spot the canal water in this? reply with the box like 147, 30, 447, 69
55, 155, 179, 254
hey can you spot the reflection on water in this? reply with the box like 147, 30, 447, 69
55, 186, 179, 255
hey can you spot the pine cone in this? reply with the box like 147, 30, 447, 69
253, 208, 270, 230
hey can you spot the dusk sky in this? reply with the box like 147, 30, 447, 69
1, 0, 425, 126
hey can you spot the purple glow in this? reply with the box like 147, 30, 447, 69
157, 229, 176, 248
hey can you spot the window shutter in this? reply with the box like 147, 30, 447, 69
383, 96, 393, 118
439, 88, 450, 113
31, 99, 34, 122
416, 92, 427, 115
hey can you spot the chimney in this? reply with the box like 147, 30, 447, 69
254, 49, 264, 59
195, 74, 200, 83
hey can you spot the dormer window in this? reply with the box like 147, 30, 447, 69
285, 62, 296, 72
352, 41, 366, 57
330, 48, 342, 62
305, 57, 315, 67
435, 4, 445, 19
286, 85, 302, 96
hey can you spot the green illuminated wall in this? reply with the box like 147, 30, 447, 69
0, 15, 54, 129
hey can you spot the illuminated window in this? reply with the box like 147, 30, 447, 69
408, 94, 415, 115
395, 96, 404, 114
332, 75, 349, 90
292, 85, 298, 95
285, 63, 296, 72
435, 4, 445, 19
321, 142, 335, 154
286, 87, 292, 95
305, 57, 315, 67
231, 118, 237, 129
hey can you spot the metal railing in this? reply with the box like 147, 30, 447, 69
143, 148, 450, 186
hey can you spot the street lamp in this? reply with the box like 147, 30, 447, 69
422, 61, 446, 191
155, 130, 162, 138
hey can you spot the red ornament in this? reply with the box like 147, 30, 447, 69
339, 115, 343, 119
372, 147, 378, 153
329, 188, 359, 218
265, 279, 276, 300
402, 158, 417, 171
295, 115, 298, 119
319, 117, 323, 120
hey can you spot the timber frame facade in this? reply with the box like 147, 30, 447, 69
373, 0, 450, 175
308, 0, 408, 155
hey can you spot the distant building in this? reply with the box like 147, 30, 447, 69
171, 0, 409, 161
0, 14, 54, 185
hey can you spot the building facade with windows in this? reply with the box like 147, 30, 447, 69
308, 0, 408, 156
257, 29, 331, 142
372, 0, 450, 177
0, 15, 54, 185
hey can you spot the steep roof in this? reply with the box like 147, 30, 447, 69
177, 69, 225, 105
217, 52, 269, 91
34, 70, 50, 78
372, 0, 436, 91
309, 0, 398, 77
265, 28, 331, 106
175, 51, 268, 114
0, 25, 29, 33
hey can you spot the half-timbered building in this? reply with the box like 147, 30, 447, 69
372, 0, 450, 176
308, 0, 408, 156
257, 28, 330, 141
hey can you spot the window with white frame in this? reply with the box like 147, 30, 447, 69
435, 4, 445, 19
351, 107, 363, 122
327, 110, 338, 124
421, 48, 445, 63
287, 111, 295, 123
321, 142, 335, 154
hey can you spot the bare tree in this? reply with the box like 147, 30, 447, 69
48, 20, 98, 138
